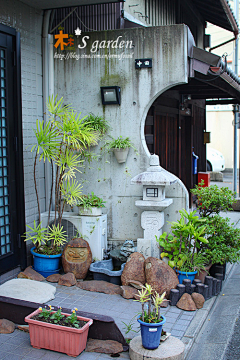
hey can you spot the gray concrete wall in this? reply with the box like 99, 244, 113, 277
54, 24, 190, 247
0, 1, 44, 262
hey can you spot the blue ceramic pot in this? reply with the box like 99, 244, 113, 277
30, 247, 62, 277
137, 315, 166, 350
176, 269, 197, 284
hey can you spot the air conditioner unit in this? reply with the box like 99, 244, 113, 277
40, 212, 107, 261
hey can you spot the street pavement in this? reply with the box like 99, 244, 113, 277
0, 173, 240, 359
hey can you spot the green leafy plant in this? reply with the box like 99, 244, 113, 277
24, 96, 99, 254
50, 307, 65, 324
25, 222, 67, 255
191, 180, 236, 217
65, 308, 80, 328
203, 215, 240, 265
134, 284, 167, 323
37, 305, 52, 320
104, 136, 136, 151
76, 192, 106, 210
84, 113, 110, 138
191, 181, 240, 266
156, 209, 208, 272
35, 306, 85, 329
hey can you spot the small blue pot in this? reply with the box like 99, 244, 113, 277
30, 247, 62, 277
137, 315, 166, 350
176, 269, 197, 284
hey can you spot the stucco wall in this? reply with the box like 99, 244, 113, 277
0, 1, 44, 261
54, 25, 189, 245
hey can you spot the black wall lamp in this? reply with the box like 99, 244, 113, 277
100, 86, 121, 105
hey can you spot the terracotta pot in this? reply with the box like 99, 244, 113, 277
195, 263, 212, 283
25, 309, 93, 357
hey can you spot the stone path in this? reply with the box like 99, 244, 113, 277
0, 281, 196, 360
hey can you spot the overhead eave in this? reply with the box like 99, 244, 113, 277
192, 0, 239, 35
19, 0, 123, 10
175, 46, 240, 104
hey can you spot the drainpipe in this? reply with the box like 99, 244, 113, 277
233, 0, 239, 195
42, 10, 54, 213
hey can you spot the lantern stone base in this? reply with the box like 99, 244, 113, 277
129, 335, 185, 360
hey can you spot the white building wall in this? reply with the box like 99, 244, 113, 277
54, 25, 189, 246
0, 1, 44, 261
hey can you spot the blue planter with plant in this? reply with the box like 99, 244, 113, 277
175, 269, 198, 284
31, 247, 62, 277
134, 284, 167, 350
137, 315, 166, 350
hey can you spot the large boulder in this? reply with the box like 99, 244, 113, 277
17, 266, 45, 281
0, 319, 15, 334
191, 292, 205, 309
120, 285, 139, 299
121, 252, 145, 286
176, 293, 197, 311
144, 257, 179, 298
58, 272, 76, 287
77, 280, 122, 295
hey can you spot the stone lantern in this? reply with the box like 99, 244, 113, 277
131, 154, 177, 258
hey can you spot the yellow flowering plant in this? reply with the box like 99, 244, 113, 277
36, 305, 83, 329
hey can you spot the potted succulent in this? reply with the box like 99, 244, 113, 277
104, 136, 136, 163
156, 209, 209, 283
25, 305, 93, 357
134, 284, 167, 350
77, 192, 106, 216
24, 96, 99, 276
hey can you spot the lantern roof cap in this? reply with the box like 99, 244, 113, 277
131, 154, 178, 186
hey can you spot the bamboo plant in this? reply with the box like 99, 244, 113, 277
134, 284, 167, 323
25, 96, 99, 254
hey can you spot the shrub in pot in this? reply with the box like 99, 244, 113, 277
156, 209, 209, 283
134, 284, 167, 350
191, 182, 240, 270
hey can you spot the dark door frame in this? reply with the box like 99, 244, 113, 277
0, 23, 26, 274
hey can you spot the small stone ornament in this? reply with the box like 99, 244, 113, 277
120, 240, 136, 258
62, 238, 92, 279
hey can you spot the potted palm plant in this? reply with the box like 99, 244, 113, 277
156, 209, 209, 283
134, 284, 167, 350
104, 136, 136, 163
24, 96, 99, 276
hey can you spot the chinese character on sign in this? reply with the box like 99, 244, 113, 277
135, 58, 152, 69
54, 30, 75, 50
54, 30, 69, 50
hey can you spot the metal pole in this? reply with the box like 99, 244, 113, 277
234, 0, 239, 195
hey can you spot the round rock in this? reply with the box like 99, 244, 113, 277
129, 335, 185, 360
145, 257, 179, 298
121, 252, 145, 286
62, 238, 92, 279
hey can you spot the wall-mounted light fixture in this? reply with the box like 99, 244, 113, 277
100, 86, 121, 105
